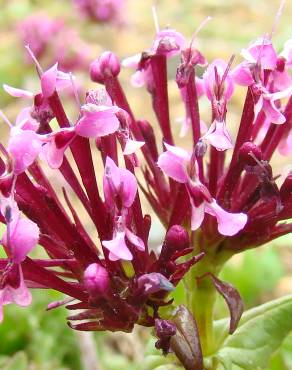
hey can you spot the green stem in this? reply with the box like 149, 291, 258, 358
185, 233, 232, 357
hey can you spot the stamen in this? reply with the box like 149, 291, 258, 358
69, 72, 81, 108
25, 44, 43, 76
0, 110, 13, 128
151, 5, 160, 34
248, 151, 270, 175
190, 16, 212, 50
270, 0, 286, 39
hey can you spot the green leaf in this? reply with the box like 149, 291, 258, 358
214, 295, 292, 369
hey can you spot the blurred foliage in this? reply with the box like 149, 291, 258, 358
0, 0, 291, 369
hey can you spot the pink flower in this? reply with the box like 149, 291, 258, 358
241, 37, 278, 70
152, 29, 185, 57
7, 127, 42, 174
74, 0, 125, 25
122, 54, 154, 90
203, 59, 234, 101
75, 103, 120, 138
158, 143, 247, 235
204, 119, 233, 151
18, 14, 63, 60
41, 63, 72, 98
102, 227, 144, 261
3, 64, 72, 100
103, 157, 137, 209
0, 201, 39, 321
84, 263, 109, 295
41, 128, 76, 169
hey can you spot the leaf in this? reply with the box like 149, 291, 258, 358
214, 294, 292, 369
170, 305, 203, 370
210, 275, 244, 334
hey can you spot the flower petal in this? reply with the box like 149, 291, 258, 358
41, 63, 58, 98
123, 139, 145, 155
190, 200, 205, 230
125, 228, 145, 251
3, 84, 33, 99
205, 200, 247, 236
204, 120, 233, 151
158, 150, 189, 183
102, 232, 133, 261
75, 109, 119, 138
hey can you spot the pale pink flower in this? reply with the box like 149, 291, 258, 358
158, 143, 247, 235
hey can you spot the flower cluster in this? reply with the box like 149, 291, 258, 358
18, 13, 90, 70
0, 22, 292, 363
73, 0, 126, 25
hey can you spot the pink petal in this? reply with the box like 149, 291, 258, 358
41, 63, 58, 98
262, 98, 286, 124
152, 29, 185, 57
123, 139, 145, 155
130, 70, 146, 88
203, 59, 234, 101
231, 63, 254, 86
204, 120, 233, 151
241, 38, 277, 70
6, 217, 39, 263
8, 129, 42, 174
3, 84, 33, 99
122, 53, 142, 68
157, 150, 189, 183
125, 228, 145, 251
11, 267, 32, 306
15, 107, 39, 131
119, 169, 137, 208
205, 200, 247, 236
42, 129, 75, 169
190, 200, 205, 230
102, 232, 133, 261
75, 108, 120, 138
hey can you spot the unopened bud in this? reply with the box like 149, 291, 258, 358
90, 51, 120, 84
165, 225, 190, 252
238, 142, 262, 166
194, 139, 207, 158
84, 263, 109, 296
155, 318, 176, 338
154, 319, 176, 355
137, 273, 174, 295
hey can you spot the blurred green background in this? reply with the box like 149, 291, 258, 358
0, 0, 292, 369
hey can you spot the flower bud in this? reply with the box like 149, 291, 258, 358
84, 263, 109, 296
90, 51, 120, 84
137, 273, 174, 295
164, 225, 190, 252
154, 319, 176, 355
238, 142, 262, 166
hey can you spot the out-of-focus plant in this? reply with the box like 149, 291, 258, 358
0, 1, 292, 369
73, 0, 126, 25
18, 13, 91, 71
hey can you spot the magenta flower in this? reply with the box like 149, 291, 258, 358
73, 0, 126, 25
7, 128, 42, 175
241, 37, 278, 70
157, 143, 247, 235
0, 20, 291, 368
75, 103, 120, 138
0, 199, 39, 321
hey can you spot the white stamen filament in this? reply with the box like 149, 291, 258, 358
151, 5, 160, 34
